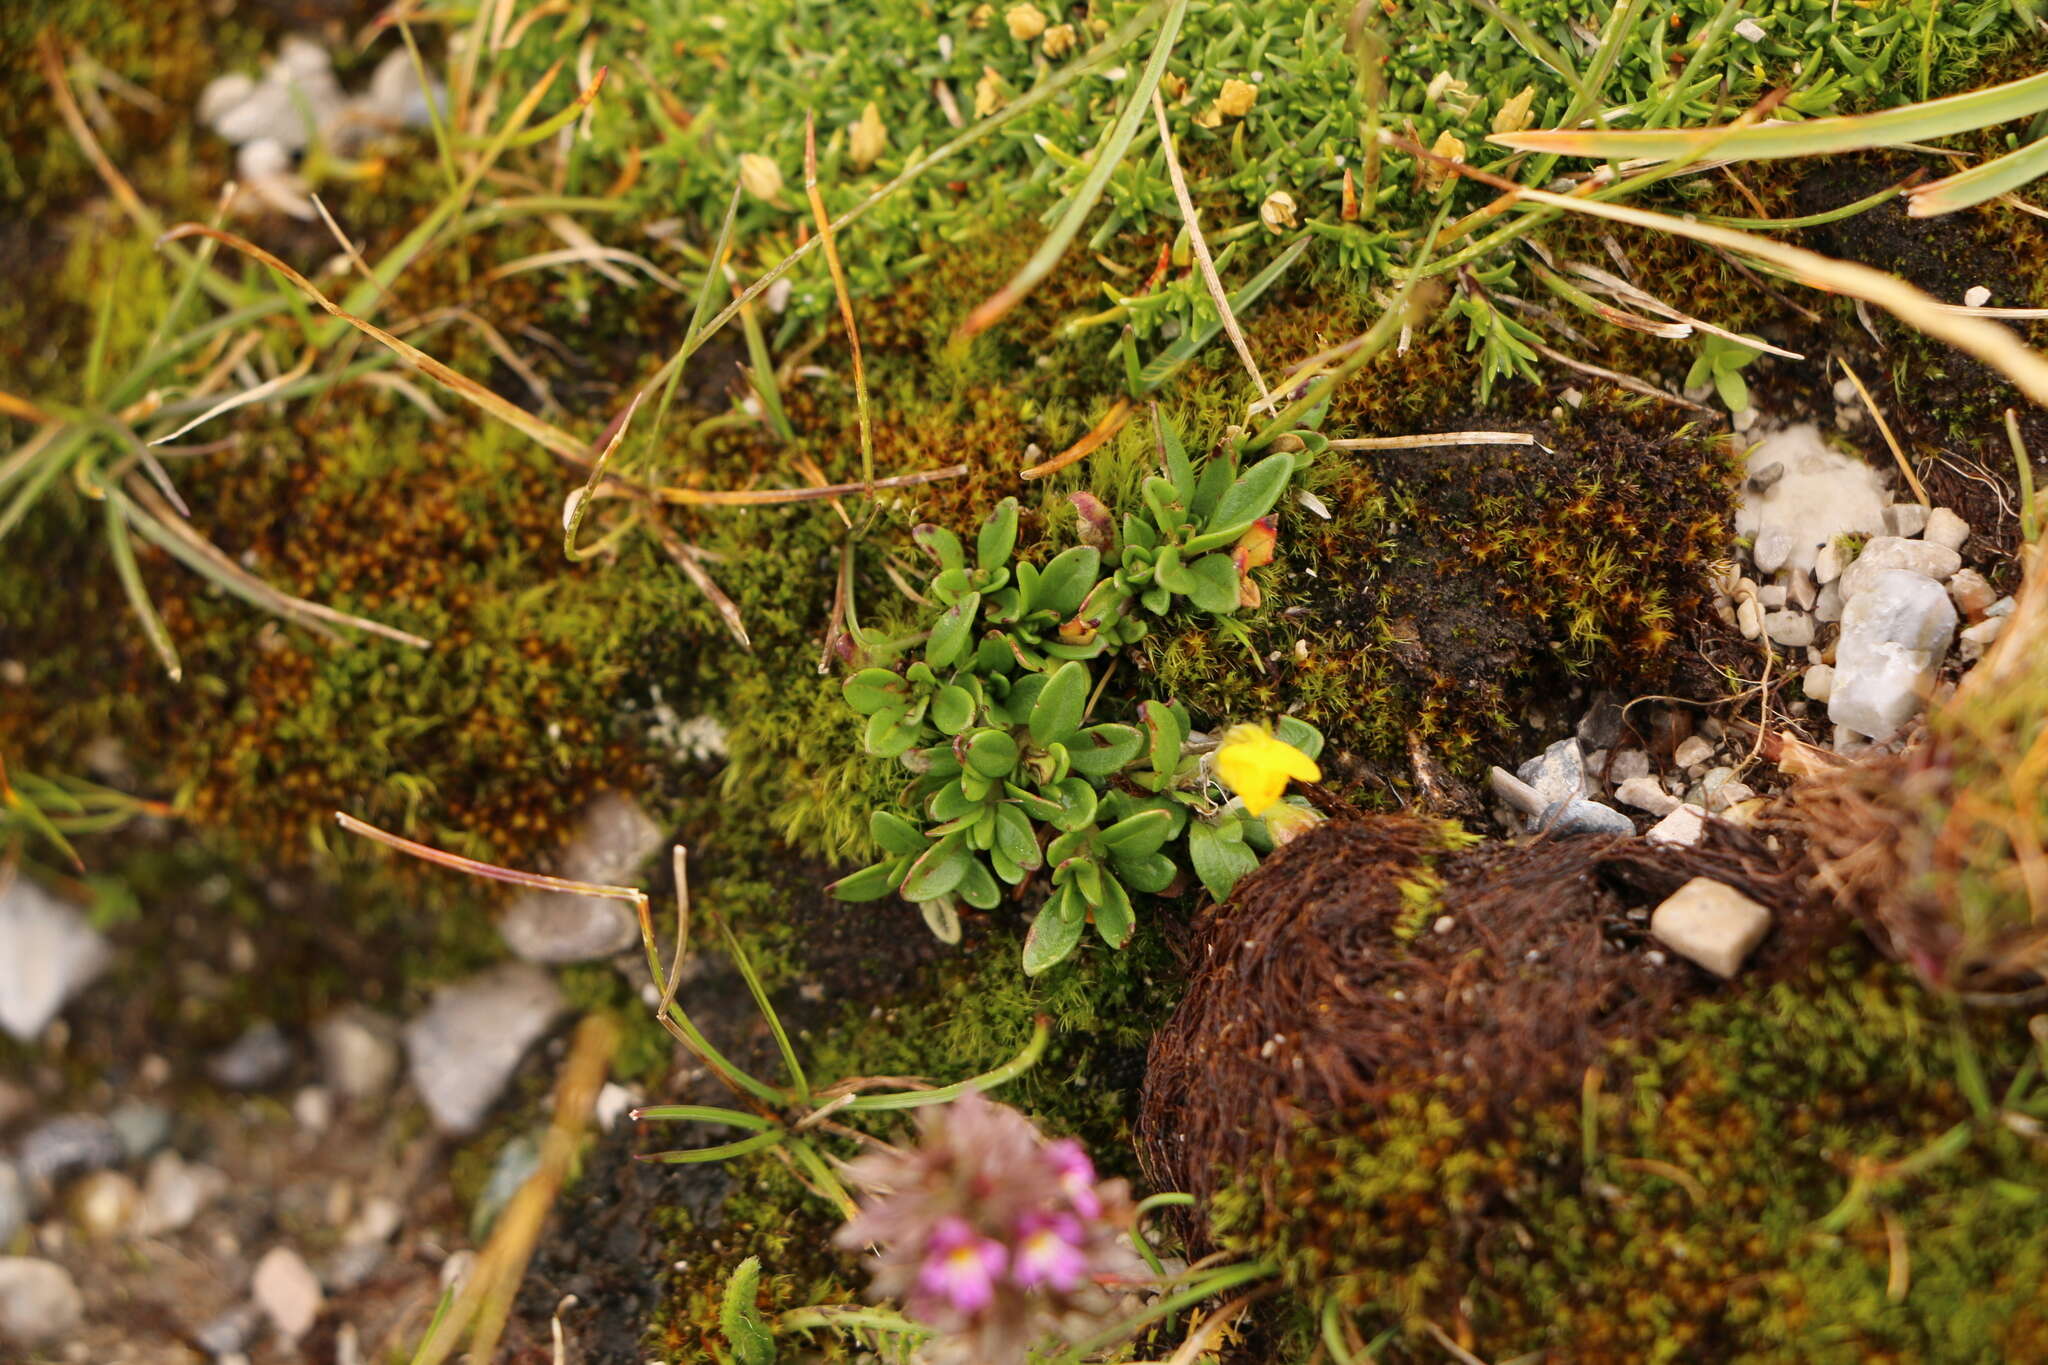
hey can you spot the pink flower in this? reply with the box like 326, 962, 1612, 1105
1011, 1212, 1087, 1292
833, 1095, 1148, 1360
1045, 1138, 1101, 1218
916, 1216, 1009, 1315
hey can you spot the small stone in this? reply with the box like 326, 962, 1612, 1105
1785, 569, 1818, 611
1673, 735, 1716, 770
1958, 615, 2007, 660
1814, 541, 1846, 585
1947, 569, 1995, 619
1814, 579, 1845, 623
16, 1115, 123, 1189
1746, 460, 1785, 494
1732, 405, 1760, 433
1650, 877, 1773, 977
0, 1257, 85, 1347
595, 1083, 635, 1132
1986, 595, 2016, 618
1763, 610, 1815, 647
1756, 584, 1787, 609
1516, 738, 1589, 808
207, 1021, 292, 1091
1837, 536, 1962, 599
1698, 765, 1737, 803
1829, 569, 1958, 742
252, 1246, 324, 1340
1486, 766, 1545, 818
404, 963, 566, 1136
69, 1169, 140, 1239
0, 879, 111, 1043
1536, 798, 1635, 837
1615, 776, 1681, 816
194, 1302, 264, 1357
1644, 804, 1709, 848
1576, 696, 1625, 751
1922, 507, 1969, 551
108, 1101, 172, 1161
293, 1086, 333, 1134
314, 1007, 402, 1103
344, 1196, 402, 1248
1804, 664, 1835, 703
1711, 781, 1756, 812
1607, 748, 1651, 784
1751, 530, 1794, 575
1883, 503, 1930, 538
1964, 285, 1992, 308
1736, 597, 1763, 639
500, 792, 666, 963
136, 1151, 229, 1237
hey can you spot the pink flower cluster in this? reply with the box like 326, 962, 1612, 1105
835, 1095, 1146, 1362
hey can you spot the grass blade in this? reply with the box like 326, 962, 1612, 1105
1908, 135, 2048, 217
803, 113, 873, 491
1494, 67, 2048, 163
103, 501, 181, 681
956, 0, 1189, 339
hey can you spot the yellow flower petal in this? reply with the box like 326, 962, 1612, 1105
1215, 723, 1321, 816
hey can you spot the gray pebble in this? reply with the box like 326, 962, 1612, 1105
1536, 798, 1635, 837
207, 1021, 292, 1091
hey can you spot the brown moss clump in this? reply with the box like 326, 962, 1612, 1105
1137, 815, 1811, 1209
1139, 387, 1743, 801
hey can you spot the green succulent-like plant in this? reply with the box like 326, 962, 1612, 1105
1068, 417, 1313, 640
1685, 332, 1763, 413
831, 422, 1326, 976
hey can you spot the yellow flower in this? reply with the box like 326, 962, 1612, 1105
1041, 22, 1077, 57
1006, 3, 1047, 40
1259, 189, 1298, 234
849, 101, 888, 169
1492, 84, 1537, 135
974, 66, 1007, 118
1214, 724, 1320, 817
738, 153, 783, 202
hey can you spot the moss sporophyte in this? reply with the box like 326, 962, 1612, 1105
829, 413, 1328, 974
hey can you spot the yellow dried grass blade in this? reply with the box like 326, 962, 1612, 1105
158, 224, 589, 462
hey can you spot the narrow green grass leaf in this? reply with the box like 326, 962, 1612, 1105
1908, 135, 2048, 216
1495, 66, 2048, 162
957, 0, 1189, 339
104, 501, 181, 682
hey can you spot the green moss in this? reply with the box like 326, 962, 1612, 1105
1211, 950, 2048, 1363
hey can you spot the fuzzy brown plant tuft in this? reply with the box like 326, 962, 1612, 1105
1137, 815, 1812, 1210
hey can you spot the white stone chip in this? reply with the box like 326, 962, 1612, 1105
1803, 663, 1835, 703
1829, 569, 1957, 741
1651, 877, 1772, 977
1673, 735, 1716, 770
1645, 803, 1709, 848
1922, 506, 1969, 551
1964, 285, 1991, 308
1615, 776, 1680, 816
1883, 503, 1930, 538
1837, 535, 1962, 599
